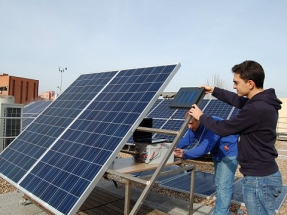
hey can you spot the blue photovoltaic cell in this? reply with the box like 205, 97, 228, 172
229, 107, 241, 119
22, 101, 53, 129
153, 119, 185, 141
198, 99, 209, 111
169, 87, 205, 109
22, 98, 238, 143
147, 99, 176, 118
23, 100, 52, 114
0, 71, 117, 183
1, 64, 180, 215
133, 165, 185, 183
159, 171, 217, 198
128, 98, 240, 144
146, 99, 182, 141
23, 100, 52, 113
202, 99, 233, 119
170, 108, 187, 119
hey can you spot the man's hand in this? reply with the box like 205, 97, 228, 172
174, 148, 184, 158
189, 104, 203, 120
199, 85, 214, 94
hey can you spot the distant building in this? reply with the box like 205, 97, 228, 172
0, 73, 39, 104
39, 91, 56, 100
278, 98, 287, 138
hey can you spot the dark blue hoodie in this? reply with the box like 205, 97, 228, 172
200, 87, 282, 176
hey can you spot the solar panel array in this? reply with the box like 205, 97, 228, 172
0, 64, 180, 215
23, 98, 239, 144
133, 166, 214, 204
129, 98, 239, 142
133, 167, 217, 198
159, 171, 217, 198
22, 100, 52, 129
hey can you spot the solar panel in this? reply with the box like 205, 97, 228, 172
23, 100, 52, 113
152, 118, 186, 141
20, 97, 240, 148
169, 87, 205, 109
229, 107, 241, 119
145, 92, 208, 137
22, 100, 53, 129
202, 100, 234, 119
21, 98, 240, 148
132, 165, 182, 181
0, 64, 180, 215
147, 99, 175, 118
1, 71, 118, 183
127, 97, 240, 144
159, 171, 217, 198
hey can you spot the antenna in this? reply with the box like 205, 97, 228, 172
58, 67, 67, 94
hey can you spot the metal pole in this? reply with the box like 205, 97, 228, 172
58, 67, 67, 94
60, 70, 63, 94
189, 168, 195, 215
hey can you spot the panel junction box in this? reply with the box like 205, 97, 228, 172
134, 142, 174, 164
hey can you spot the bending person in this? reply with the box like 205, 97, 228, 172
174, 115, 238, 215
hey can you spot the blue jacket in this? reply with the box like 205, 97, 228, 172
176, 116, 238, 161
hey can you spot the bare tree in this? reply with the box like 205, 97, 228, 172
205, 74, 230, 98
206, 74, 225, 88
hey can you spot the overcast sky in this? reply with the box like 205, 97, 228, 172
1, 1, 287, 98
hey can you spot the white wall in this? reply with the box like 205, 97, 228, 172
278, 98, 287, 135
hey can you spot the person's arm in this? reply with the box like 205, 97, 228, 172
174, 130, 195, 159
199, 86, 248, 109
182, 130, 220, 160
199, 85, 215, 94
212, 87, 248, 109
199, 105, 259, 136
176, 129, 196, 149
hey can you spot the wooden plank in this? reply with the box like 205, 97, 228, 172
80, 187, 124, 211
103, 202, 126, 215
84, 208, 113, 215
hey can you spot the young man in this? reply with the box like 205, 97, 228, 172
189, 60, 282, 215
174, 115, 238, 215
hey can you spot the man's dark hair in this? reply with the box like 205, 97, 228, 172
232, 60, 265, 88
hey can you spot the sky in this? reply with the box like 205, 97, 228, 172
1, 1, 287, 98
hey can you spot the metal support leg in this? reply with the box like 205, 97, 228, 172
189, 169, 195, 215
124, 180, 131, 215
